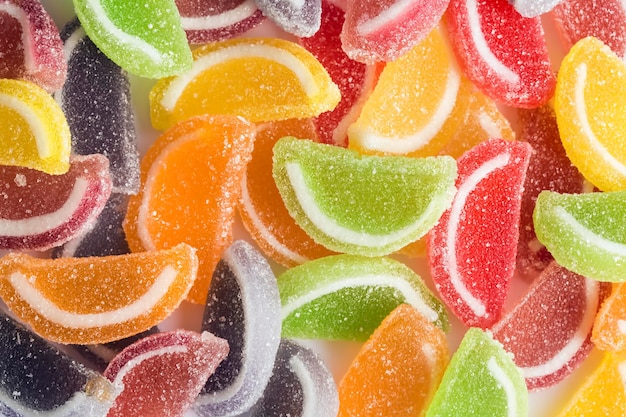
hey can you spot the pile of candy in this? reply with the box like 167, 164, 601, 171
1, 0, 626, 416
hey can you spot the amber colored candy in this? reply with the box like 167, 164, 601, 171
124, 115, 255, 304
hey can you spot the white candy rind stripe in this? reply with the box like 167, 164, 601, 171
0, 92, 51, 159
554, 205, 626, 255
113, 345, 188, 387
487, 356, 518, 417
357, 0, 414, 35
181, 0, 257, 30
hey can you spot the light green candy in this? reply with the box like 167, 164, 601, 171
278, 254, 448, 342
426, 328, 528, 417
534, 190, 626, 282
74, 0, 192, 78
272, 137, 457, 257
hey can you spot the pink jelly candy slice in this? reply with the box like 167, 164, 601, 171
341, 0, 451, 63
103, 329, 229, 417
445, 0, 555, 108
174, 0, 265, 44
427, 138, 532, 328
492, 262, 610, 390
0, 0, 66, 92
0, 154, 112, 251
256, 0, 321, 37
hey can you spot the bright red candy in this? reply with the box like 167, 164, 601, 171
445, 0, 555, 108
427, 138, 532, 328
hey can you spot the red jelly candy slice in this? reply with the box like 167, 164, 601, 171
445, 0, 555, 108
427, 138, 532, 328
104, 330, 229, 417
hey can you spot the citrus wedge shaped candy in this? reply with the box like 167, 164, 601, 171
348, 25, 472, 157
533, 190, 626, 282
338, 304, 450, 417
425, 328, 528, 417
0, 243, 198, 345
0, 78, 71, 174
555, 36, 626, 192
149, 37, 341, 131
256, 0, 321, 37
278, 254, 448, 341
124, 115, 255, 304
73, 0, 192, 78
273, 137, 458, 256
593, 283, 626, 352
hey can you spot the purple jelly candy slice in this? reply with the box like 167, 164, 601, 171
255, 0, 322, 37
195, 240, 281, 416
57, 18, 140, 195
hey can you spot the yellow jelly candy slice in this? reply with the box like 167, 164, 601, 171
347, 25, 471, 157
149, 37, 341, 131
0, 78, 70, 174
555, 36, 626, 191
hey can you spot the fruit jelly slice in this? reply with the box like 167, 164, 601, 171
256, 0, 321, 37
592, 283, 626, 352
510, 0, 564, 17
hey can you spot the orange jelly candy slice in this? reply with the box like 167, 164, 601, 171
593, 283, 626, 352
338, 304, 449, 417
0, 243, 198, 345
239, 118, 335, 268
124, 115, 255, 304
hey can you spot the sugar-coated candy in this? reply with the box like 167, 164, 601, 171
124, 115, 255, 304
278, 254, 448, 341
338, 304, 449, 417
509, 0, 563, 17
341, 0, 451, 63
175, 0, 265, 44
593, 283, 626, 352
73, 0, 192, 79
273, 137, 457, 256
492, 262, 610, 390
0, 78, 71, 175
425, 328, 528, 417
0, 154, 112, 251
428, 138, 532, 328
195, 240, 281, 417
242, 339, 339, 417
104, 330, 229, 417
348, 25, 471, 157
0, 0, 67, 92
256, 0, 321, 37
57, 18, 140, 195
554, 36, 626, 192
533, 190, 626, 282
0, 311, 116, 417
149, 37, 341, 131
0, 243, 198, 344
445, 0, 555, 108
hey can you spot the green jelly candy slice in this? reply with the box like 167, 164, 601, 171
533, 190, 626, 282
272, 137, 457, 256
426, 328, 528, 417
278, 254, 448, 342
73, 0, 192, 78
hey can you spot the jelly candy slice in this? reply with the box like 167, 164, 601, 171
243, 339, 339, 417
0, 243, 198, 344
149, 37, 341, 131
256, 0, 321, 37
0, 0, 66, 92
279, 254, 448, 341
57, 18, 140, 195
555, 36, 626, 192
533, 190, 626, 282
175, 0, 265, 44
239, 119, 335, 268
73, 0, 192, 78
510, 0, 563, 17
427, 138, 532, 328
556, 352, 626, 417
593, 283, 626, 352
0, 78, 71, 175
0, 311, 116, 416
425, 328, 528, 417
0, 154, 112, 251
348, 26, 471, 157
124, 115, 254, 304
492, 262, 610, 390
195, 240, 281, 417
273, 137, 457, 256
445, 0, 555, 108
341, 0, 451, 63
338, 304, 449, 417
104, 330, 229, 417
516, 106, 586, 280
